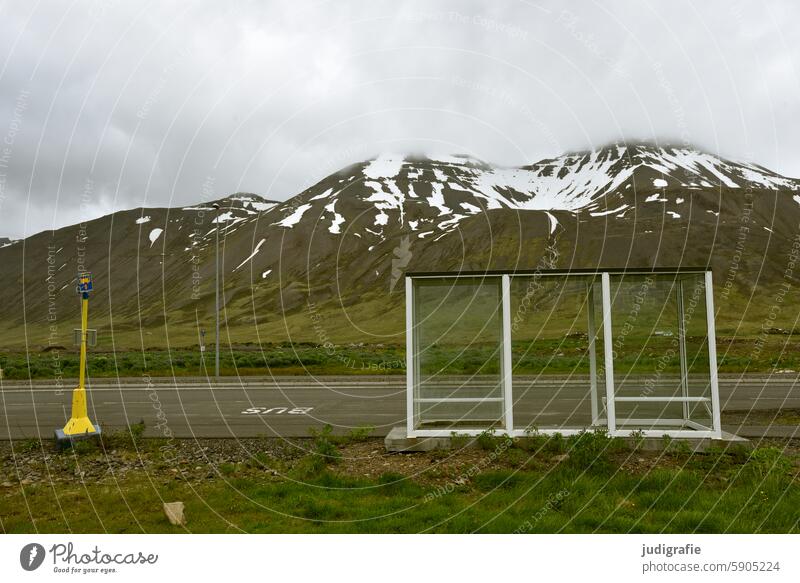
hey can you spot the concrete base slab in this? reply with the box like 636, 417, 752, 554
384, 427, 459, 452
384, 427, 751, 453
54, 427, 102, 450
626, 431, 752, 453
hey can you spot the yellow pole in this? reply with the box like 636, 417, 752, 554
61, 292, 97, 436
78, 294, 88, 390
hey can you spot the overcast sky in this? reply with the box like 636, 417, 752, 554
0, 0, 797, 239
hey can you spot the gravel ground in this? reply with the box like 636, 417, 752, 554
0, 438, 305, 487
1, 436, 799, 490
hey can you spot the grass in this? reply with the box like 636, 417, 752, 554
0, 344, 407, 380
2, 334, 800, 380
1, 435, 798, 534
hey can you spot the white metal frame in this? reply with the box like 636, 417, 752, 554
405, 270, 722, 439
601, 272, 617, 434
586, 282, 600, 426
501, 274, 514, 434
405, 276, 415, 436
705, 271, 723, 436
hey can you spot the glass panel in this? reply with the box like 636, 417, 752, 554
608, 273, 713, 431
510, 275, 605, 431
412, 277, 503, 430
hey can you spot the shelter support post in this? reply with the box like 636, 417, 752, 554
587, 282, 599, 426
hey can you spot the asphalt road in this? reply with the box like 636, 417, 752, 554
0, 374, 797, 439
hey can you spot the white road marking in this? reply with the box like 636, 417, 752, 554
241, 406, 314, 415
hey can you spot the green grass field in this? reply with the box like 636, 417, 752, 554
1, 430, 798, 534
1, 334, 799, 380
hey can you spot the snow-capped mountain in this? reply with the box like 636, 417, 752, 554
1, 143, 799, 347
263, 144, 800, 244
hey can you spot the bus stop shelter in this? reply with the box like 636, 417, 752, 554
404, 268, 722, 439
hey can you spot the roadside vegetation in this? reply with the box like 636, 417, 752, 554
0, 343, 407, 379
1, 334, 799, 380
1, 426, 798, 534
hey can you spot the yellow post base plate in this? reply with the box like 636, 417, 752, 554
56, 387, 101, 444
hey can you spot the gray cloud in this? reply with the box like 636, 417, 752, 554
0, 0, 798, 238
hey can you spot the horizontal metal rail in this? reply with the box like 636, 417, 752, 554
612, 396, 711, 403
415, 397, 504, 403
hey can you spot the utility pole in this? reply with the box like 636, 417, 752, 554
212, 203, 221, 378
56, 272, 101, 445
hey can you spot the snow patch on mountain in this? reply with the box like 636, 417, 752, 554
738, 164, 797, 190
230, 195, 276, 213
374, 210, 389, 226
235, 238, 266, 270
363, 154, 405, 179
325, 200, 345, 234
212, 212, 234, 223
460, 202, 482, 214
365, 180, 406, 223
251, 201, 276, 212
590, 204, 628, 217
428, 154, 486, 167
275, 204, 312, 228
310, 188, 334, 201
427, 183, 452, 216
148, 228, 163, 247
512, 149, 635, 210
693, 156, 739, 188
544, 211, 558, 235
439, 214, 467, 230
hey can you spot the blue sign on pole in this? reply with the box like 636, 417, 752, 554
78, 273, 93, 293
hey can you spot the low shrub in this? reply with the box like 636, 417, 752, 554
566, 430, 615, 473
745, 447, 793, 479
308, 424, 341, 465
344, 425, 374, 444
